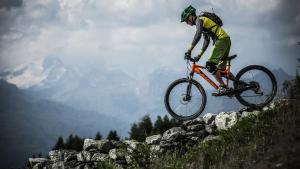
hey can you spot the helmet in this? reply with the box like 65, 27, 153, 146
181, 5, 196, 22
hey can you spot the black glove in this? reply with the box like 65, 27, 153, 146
194, 55, 201, 62
184, 51, 191, 60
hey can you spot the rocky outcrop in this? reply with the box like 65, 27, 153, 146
83, 139, 115, 153
215, 111, 241, 130
28, 101, 280, 169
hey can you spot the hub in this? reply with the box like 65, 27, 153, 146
180, 94, 191, 105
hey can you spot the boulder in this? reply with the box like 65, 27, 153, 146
150, 145, 161, 152
125, 155, 133, 165
77, 150, 91, 162
29, 158, 49, 167
48, 150, 77, 162
123, 140, 142, 153
51, 161, 65, 169
182, 117, 205, 128
203, 135, 221, 143
188, 137, 201, 142
64, 152, 78, 163
203, 113, 217, 125
109, 149, 127, 164
185, 130, 207, 139
186, 124, 205, 131
215, 111, 240, 130
91, 153, 109, 162
270, 102, 276, 109
159, 140, 181, 149
83, 139, 115, 153
205, 124, 217, 134
123, 140, 140, 149
161, 127, 186, 142
32, 162, 45, 169
145, 134, 162, 145
241, 110, 260, 118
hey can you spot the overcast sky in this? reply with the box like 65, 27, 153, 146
0, 0, 299, 77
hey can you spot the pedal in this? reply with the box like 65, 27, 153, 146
211, 92, 227, 97
211, 88, 234, 97
212, 93, 221, 96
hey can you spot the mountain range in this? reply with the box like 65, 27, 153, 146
0, 79, 129, 168
0, 56, 294, 168
0, 56, 294, 119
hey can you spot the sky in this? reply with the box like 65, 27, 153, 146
0, 0, 299, 77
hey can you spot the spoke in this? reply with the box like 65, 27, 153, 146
258, 94, 264, 103
261, 88, 271, 94
185, 102, 187, 116
240, 95, 264, 97
175, 103, 184, 112
168, 80, 204, 118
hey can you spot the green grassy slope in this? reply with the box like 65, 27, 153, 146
150, 99, 299, 169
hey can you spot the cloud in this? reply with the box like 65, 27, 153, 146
0, 0, 188, 73
0, 0, 299, 76
0, 0, 22, 9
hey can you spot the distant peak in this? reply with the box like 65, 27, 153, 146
42, 56, 64, 69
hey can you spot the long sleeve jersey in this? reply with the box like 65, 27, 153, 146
188, 16, 229, 53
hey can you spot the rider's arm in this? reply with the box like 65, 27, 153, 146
199, 33, 210, 57
187, 18, 203, 52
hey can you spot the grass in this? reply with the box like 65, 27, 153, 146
97, 99, 299, 169
150, 99, 299, 169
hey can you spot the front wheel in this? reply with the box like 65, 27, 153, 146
234, 65, 277, 108
164, 78, 207, 121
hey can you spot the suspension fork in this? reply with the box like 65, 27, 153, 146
185, 71, 195, 101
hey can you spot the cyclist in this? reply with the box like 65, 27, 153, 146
181, 5, 231, 96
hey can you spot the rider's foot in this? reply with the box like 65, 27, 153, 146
212, 85, 229, 96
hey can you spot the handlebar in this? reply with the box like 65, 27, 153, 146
188, 57, 196, 63
185, 55, 197, 63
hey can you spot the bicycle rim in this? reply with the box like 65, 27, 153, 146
164, 78, 206, 121
234, 65, 277, 108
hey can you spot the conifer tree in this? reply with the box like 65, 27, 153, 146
153, 115, 164, 134
95, 131, 102, 140
73, 135, 84, 151
107, 130, 120, 141
140, 115, 153, 137
129, 122, 143, 141
52, 136, 65, 150
65, 134, 74, 149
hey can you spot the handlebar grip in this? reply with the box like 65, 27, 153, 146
189, 57, 195, 62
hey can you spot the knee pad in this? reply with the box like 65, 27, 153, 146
205, 62, 217, 74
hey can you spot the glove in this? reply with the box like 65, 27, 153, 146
184, 50, 191, 60
194, 54, 202, 62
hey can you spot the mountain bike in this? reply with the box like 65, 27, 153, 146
164, 54, 277, 121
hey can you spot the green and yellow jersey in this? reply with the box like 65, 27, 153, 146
188, 16, 229, 53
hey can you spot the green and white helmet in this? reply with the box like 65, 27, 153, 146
181, 5, 196, 22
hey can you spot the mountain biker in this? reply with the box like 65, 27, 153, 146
181, 5, 231, 96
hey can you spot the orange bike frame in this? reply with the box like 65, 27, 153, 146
191, 63, 231, 90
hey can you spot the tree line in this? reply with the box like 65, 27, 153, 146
52, 115, 179, 150
129, 115, 180, 142
52, 130, 120, 151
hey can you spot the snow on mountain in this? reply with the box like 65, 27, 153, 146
2, 56, 293, 122
1, 56, 143, 121
0, 56, 67, 89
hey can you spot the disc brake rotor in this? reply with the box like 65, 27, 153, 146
180, 94, 191, 105
249, 81, 263, 95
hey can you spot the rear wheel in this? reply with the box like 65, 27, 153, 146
164, 78, 206, 121
234, 65, 277, 108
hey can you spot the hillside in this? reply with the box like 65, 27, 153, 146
26, 98, 300, 168
0, 80, 129, 169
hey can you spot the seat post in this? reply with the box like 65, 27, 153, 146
227, 60, 231, 67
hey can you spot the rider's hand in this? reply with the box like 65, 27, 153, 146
194, 55, 201, 62
184, 51, 191, 60
194, 54, 202, 62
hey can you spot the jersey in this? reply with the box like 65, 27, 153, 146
189, 16, 229, 52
